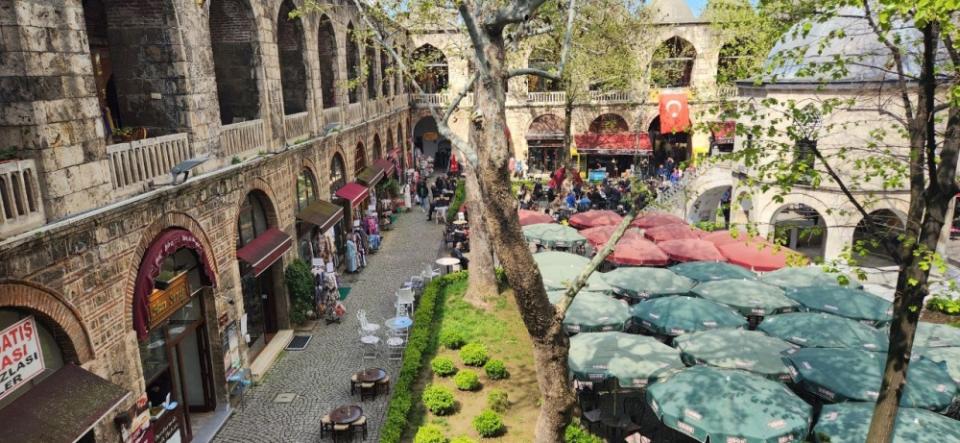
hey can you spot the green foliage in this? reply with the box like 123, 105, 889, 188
439, 328, 466, 349
446, 180, 466, 223
693, 220, 724, 232
384, 178, 401, 198
450, 437, 478, 443
483, 359, 508, 380
926, 297, 960, 315
453, 369, 481, 391
486, 389, 509, 413
431, 356, 458, 377
459, 343, 489, 367
414, 424, 449, 443
472, 410, 505, 438
422, 385, 457, 415
564, 421, 603, 443
284, 259, 314, 325
380, 273, 468, 443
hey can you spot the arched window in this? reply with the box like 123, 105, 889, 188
296, 168, 317, 212
354, 142, 367, 174
412, 44, 448, 94
717, 40, 751, 85
589, 114, 629, 134
277, 0, 307, 115
237, 191, 270, 248
526, 114, 564, 173
365, 38, 378, 99
381, 49, 391, 96
318, 15, 338, 109
527, 48, 561, 92
209, 0, 262, 124
650, 37, 696, 88
330, 153, 346, 195
346, 23, 361, 103
373, 134, 383, 160
771, 203, 826, 261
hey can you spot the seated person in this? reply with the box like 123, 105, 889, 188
452, 243, 469, 270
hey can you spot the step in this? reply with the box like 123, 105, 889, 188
250, 329, 294, 382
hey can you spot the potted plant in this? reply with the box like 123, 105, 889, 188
113, 127, 148, 143
154, 270, 179, 290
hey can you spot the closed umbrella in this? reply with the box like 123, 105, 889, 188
518, 209, 554, 226
568, 209, 623, 229
646, 366, 812, 443
568, 332, 684, 389
916, 346, 960, 385
670, 261, 755, 283
606, 238, 671, 267
539, 264, 613, 293
760, 266, 862, 290
632, 212, 686, 229
913, 322, 960, 348
717, 240, 800, 272
691, 279, 799, 317
673, 329, 795, 381
701, 229, 762, 246
602, 267, 695, 300
785, 286, 892, 324
758, 312, 888, 351
782, 347, 958, 411
630, 296, 746, 336
579, 225, 645, 247
657, 239, 725, 263
813, 403, 960, 443
523, 223, 587, 248
547, 290, 630, 333
644, 224, 701, 243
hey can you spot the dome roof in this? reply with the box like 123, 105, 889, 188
647, 0, 697, 23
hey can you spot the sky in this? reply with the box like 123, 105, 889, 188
686, 0, 708, 15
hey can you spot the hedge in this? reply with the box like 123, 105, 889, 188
380, 272, 467, 443
446, 180, 466, 223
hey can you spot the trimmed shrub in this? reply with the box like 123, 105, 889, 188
422, 384, 456, 415
450, 437, 478, 443
454, 369, 481, 391
472, 409, 505, 438
483, 359, 508, 380
414, 424, 448, 443
431, 356, 457, 377
439, 328, 467, 349
486, 389, 509, 413
284, 259, 315, 325
564, 422, 603, 443
459, 343, 489, 367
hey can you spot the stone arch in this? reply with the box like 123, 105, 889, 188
526, 114, 565, 173
346, 21, 361, 103
688, 185, 734, 225
852, 207, 907, 265
236, 177, 282, 231
277, 0, 308, 115
766, 200, 831, 261
317, 13, 338, 108
650, 36, 697, 88
373, 133, 383, 160
329, 149, 348, 195
208, 0, 263, 124
0, 280, 95, 364
412, 44, 448, 94
589, 113, 629, 133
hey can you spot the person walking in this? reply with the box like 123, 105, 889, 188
417, 180, 429, 213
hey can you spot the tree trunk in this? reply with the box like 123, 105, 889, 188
562, 98, 575, 170
463, 162, 498, 308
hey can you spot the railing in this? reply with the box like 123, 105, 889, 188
413, 93, 446, 107
107, 133, 192, 194
589, 90, 632, 104
526, 91, 566, 104
346, 103, 363, 125
284, 112, 310, 144
0, 159, 45, 239
220, 120, 266, 159
717, 84, 739, 99
322, 107, 342, 131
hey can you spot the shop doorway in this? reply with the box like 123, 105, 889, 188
240, 269, 278, 360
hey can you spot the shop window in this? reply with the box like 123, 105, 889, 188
318, 15, 338, 109
354, 143, 367, 175
237, 192, 270, 248
296, 168, 318, 212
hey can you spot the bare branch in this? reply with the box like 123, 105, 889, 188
557, 0, 577, 75
861, 0, 915, 122
506, 67, 560, 80
487, 0, 551, 29
458, 2, 491, 81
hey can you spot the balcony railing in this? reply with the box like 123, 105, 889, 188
413, 93, 447, 107
346, 103, 363, 125
221, 119, 266, 159
589, 90, 632, 104
526, 91, 566, 104
322, 107, 342, 132
0, 158, 45, 238
107, 133, 192, 195
284, 112, 310, 144
717, 84, 739, 99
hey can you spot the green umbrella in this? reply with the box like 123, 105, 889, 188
759, 266, 862, 290
691, 280, 799, 317
601, 267, 695, 300
673, 329, 795, 381
913, 322, 960, 348
814, 403, 960, 443
533, 251, 590, 270
523, 223, 587, 248
568, 331, 684, 389
758, 312, 889, 351
630, 296, 747, 336
538, 265, 613, 293
647, 366, 812, 443
547, 290, 630, 333
669, 261, 756, 283
785, 286, 892, 324
916, 346, 960, 385
782, 347, 958, 411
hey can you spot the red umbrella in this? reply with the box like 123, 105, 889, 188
717, 240, 800, 272
568, 210, 624, 229
631, 212, 686, 229
518, 209, 554, 226
606, 238, 670, 267
643, 224, 701, 243
579, 226, 645, 247
657, 239, 726, 262
702, 230, 762, 246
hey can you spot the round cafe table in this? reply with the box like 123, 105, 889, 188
436, 257, 461, 274
329, 405, 363, 424
385, 316, 413, 331
355, 368, 387, 383
452, 220, 468, 227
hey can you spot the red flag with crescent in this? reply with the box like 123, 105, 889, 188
659, 93, 690, 133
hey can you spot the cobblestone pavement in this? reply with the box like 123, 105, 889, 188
214, 208, 446, 443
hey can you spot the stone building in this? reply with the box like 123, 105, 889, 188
1, 0, 410, 441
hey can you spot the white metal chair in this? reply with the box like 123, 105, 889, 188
386, 334, 405, 361
357, 310, 380, 335
396, 288, 415, 315
359, 328, 380, 361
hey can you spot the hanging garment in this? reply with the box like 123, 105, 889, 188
345, 238, 358, 273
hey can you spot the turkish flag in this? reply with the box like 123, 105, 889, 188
659, 93, 690, 133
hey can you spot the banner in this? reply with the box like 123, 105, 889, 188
0, 316, 45, 401
659, 93, 690, 134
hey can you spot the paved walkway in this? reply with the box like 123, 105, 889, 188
213, 208, 445, 442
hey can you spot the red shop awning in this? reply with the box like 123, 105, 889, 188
374, 158, 396, 177
574, 132, 652, 155
236, 228, 292, 277
335, 182, 370, 208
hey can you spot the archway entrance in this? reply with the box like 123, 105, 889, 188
690, 186, 732, 227
414, 116, 450, 171
852, 209, 905, 267
649, 115, 690, 169
771, 203, 827, 261
526, 114, 564, 174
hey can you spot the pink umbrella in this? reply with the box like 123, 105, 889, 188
518, 209, 554, 226
643, 224, 702, 243
701, 230, 762, 246
568, 210, 624, 229
658, 239, 726, 262
579, 226, 646, 247
606, 238, 671, 267
631, 212, 686, 229
717, 240, 804, 272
